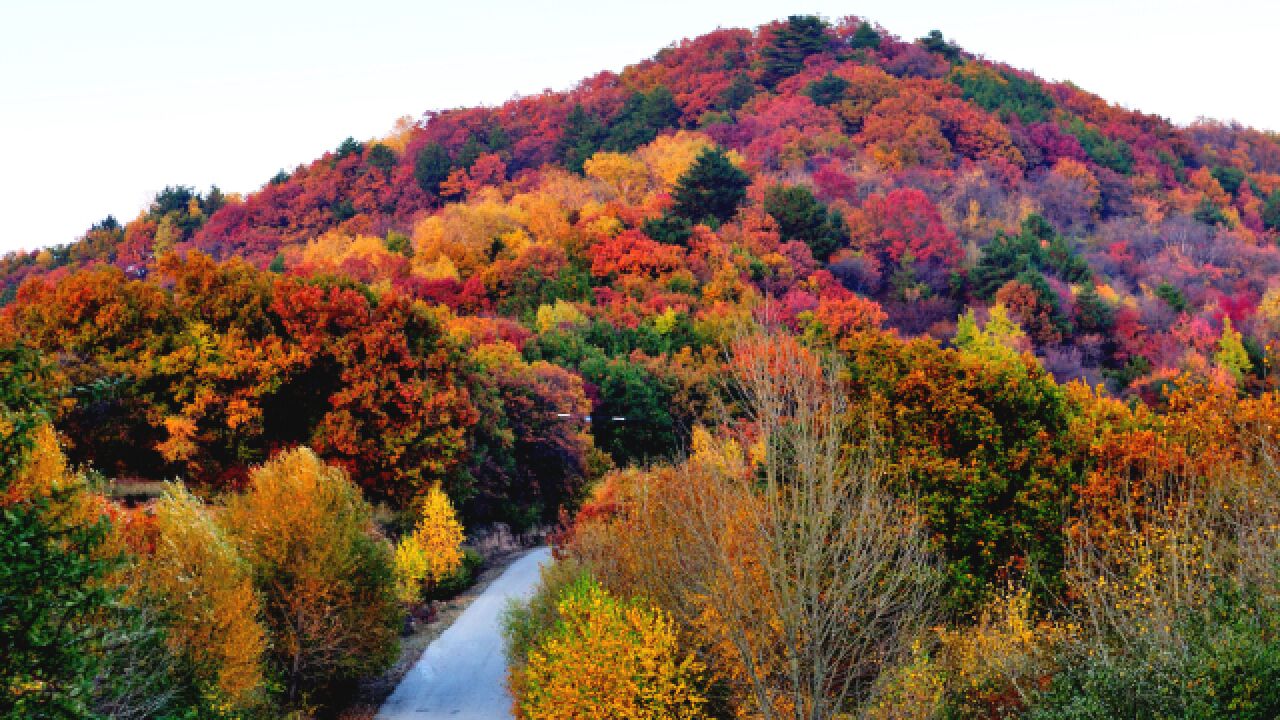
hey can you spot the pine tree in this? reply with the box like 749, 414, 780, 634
670, 148, 750, 226
761, 15, 830, 88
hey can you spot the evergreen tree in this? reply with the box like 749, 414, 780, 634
557, 103, 606, 173
763, 184, 847, 261
670, 148, 750, 226
761, 15, 830, 88
716, 72, 757, 112
849, 22, 881, 50
1262, 189, 1280, 231
803, 72, 851, 107
413, 142, 452, 196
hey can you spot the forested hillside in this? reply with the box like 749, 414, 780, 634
5, 14, 1280, 719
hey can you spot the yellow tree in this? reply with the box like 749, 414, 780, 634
394, 483, 465, 604
139, 485, 267, 710
222, 447, 400, 703
512, 576, 707, 720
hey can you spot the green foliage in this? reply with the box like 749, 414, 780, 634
1211, 165, 1246, 196
919, 30, 961, 63
1264, 189, 1280, 231
1193, 195, 1228, 226
1066, 118, 1134, 175
557, 104, 607, 173
384, 230, 413, 258
970, 214, 1090, 299
803, 72, 851, 107
670, 147, 750, 226
413, 142, 453, 196
426, 548, 484, 600
0, 346, 118, 720
334, 136, 364, 161
602, 86, 682, 154
763, 184, 848, 262
761, 15, 830, 88
950, 63, 1056, 123
643, 213, 694, 246
1154, 281, 1188, 313
716, 72, 757, 112
1073, 284, 1115, 335
1028, 595, 1280, 720
845, 333, 1078, 612
366, 142, 397, 174
849, 21, 881, 50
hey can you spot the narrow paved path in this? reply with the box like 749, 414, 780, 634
376, 547, 552, 720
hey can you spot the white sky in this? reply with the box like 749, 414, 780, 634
1, 0, 1276, 254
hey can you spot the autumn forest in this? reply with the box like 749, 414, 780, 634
5, 13, 1280, 720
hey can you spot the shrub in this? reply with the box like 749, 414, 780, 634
222, 447, 400, 704
508, 575, 707, 720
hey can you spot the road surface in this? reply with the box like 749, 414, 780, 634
377, 546, 552, 720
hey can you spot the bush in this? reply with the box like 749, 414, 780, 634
507, 574, 707, 720
223, 447, 400, 705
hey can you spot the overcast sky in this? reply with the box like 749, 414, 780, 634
1, 0, 1276, 255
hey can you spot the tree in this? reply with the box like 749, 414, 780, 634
919, 30, 961, 62
761, 15, 831, 88
1215, 317, 1252, 382
764, 184, 848, 262
222, 447, 400, 704
414, 142, 452, 196
602, 86, 682, 154
1263, 189, 1280, 231
510, 576, 707, 720
393, 483, 465, 604
670, 147, 750, 226
0, 347, 119, 720
849, 22, 881, 50
557, 103, 606, 173
138, 485, 267, 711
803, 72, 851, 107
366, 142, 397, 174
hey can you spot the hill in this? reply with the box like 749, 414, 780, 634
6, 15, 1280, 718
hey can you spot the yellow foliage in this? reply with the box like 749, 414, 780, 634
381, 115, 417, 154
394, 483, 465, 604
141, 485, 267, 710
584, 151, 651, 204
411, 195, 525, 276
222, 447, 399, 698
512, 578, 707, 720
634, 130, 740, 191
535, 300, 588, 334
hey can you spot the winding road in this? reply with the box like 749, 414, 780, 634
376, 547, 552, 720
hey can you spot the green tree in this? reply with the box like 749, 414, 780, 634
763, 183, 848, 261
1216, 317, 1253, 382
413, 142, 453, 196
0, 346, 118, 720
919, 29, 961, 62
1263, 189, 1280, 231
849, 21, 881, 50
557, 104, 606, 173
366, 142, 397, 174
803, 72, 851, 107
716, 72, 757, 112
603, 86, 682, 153
761, 15, 830, 88
670, 147, 750, 226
